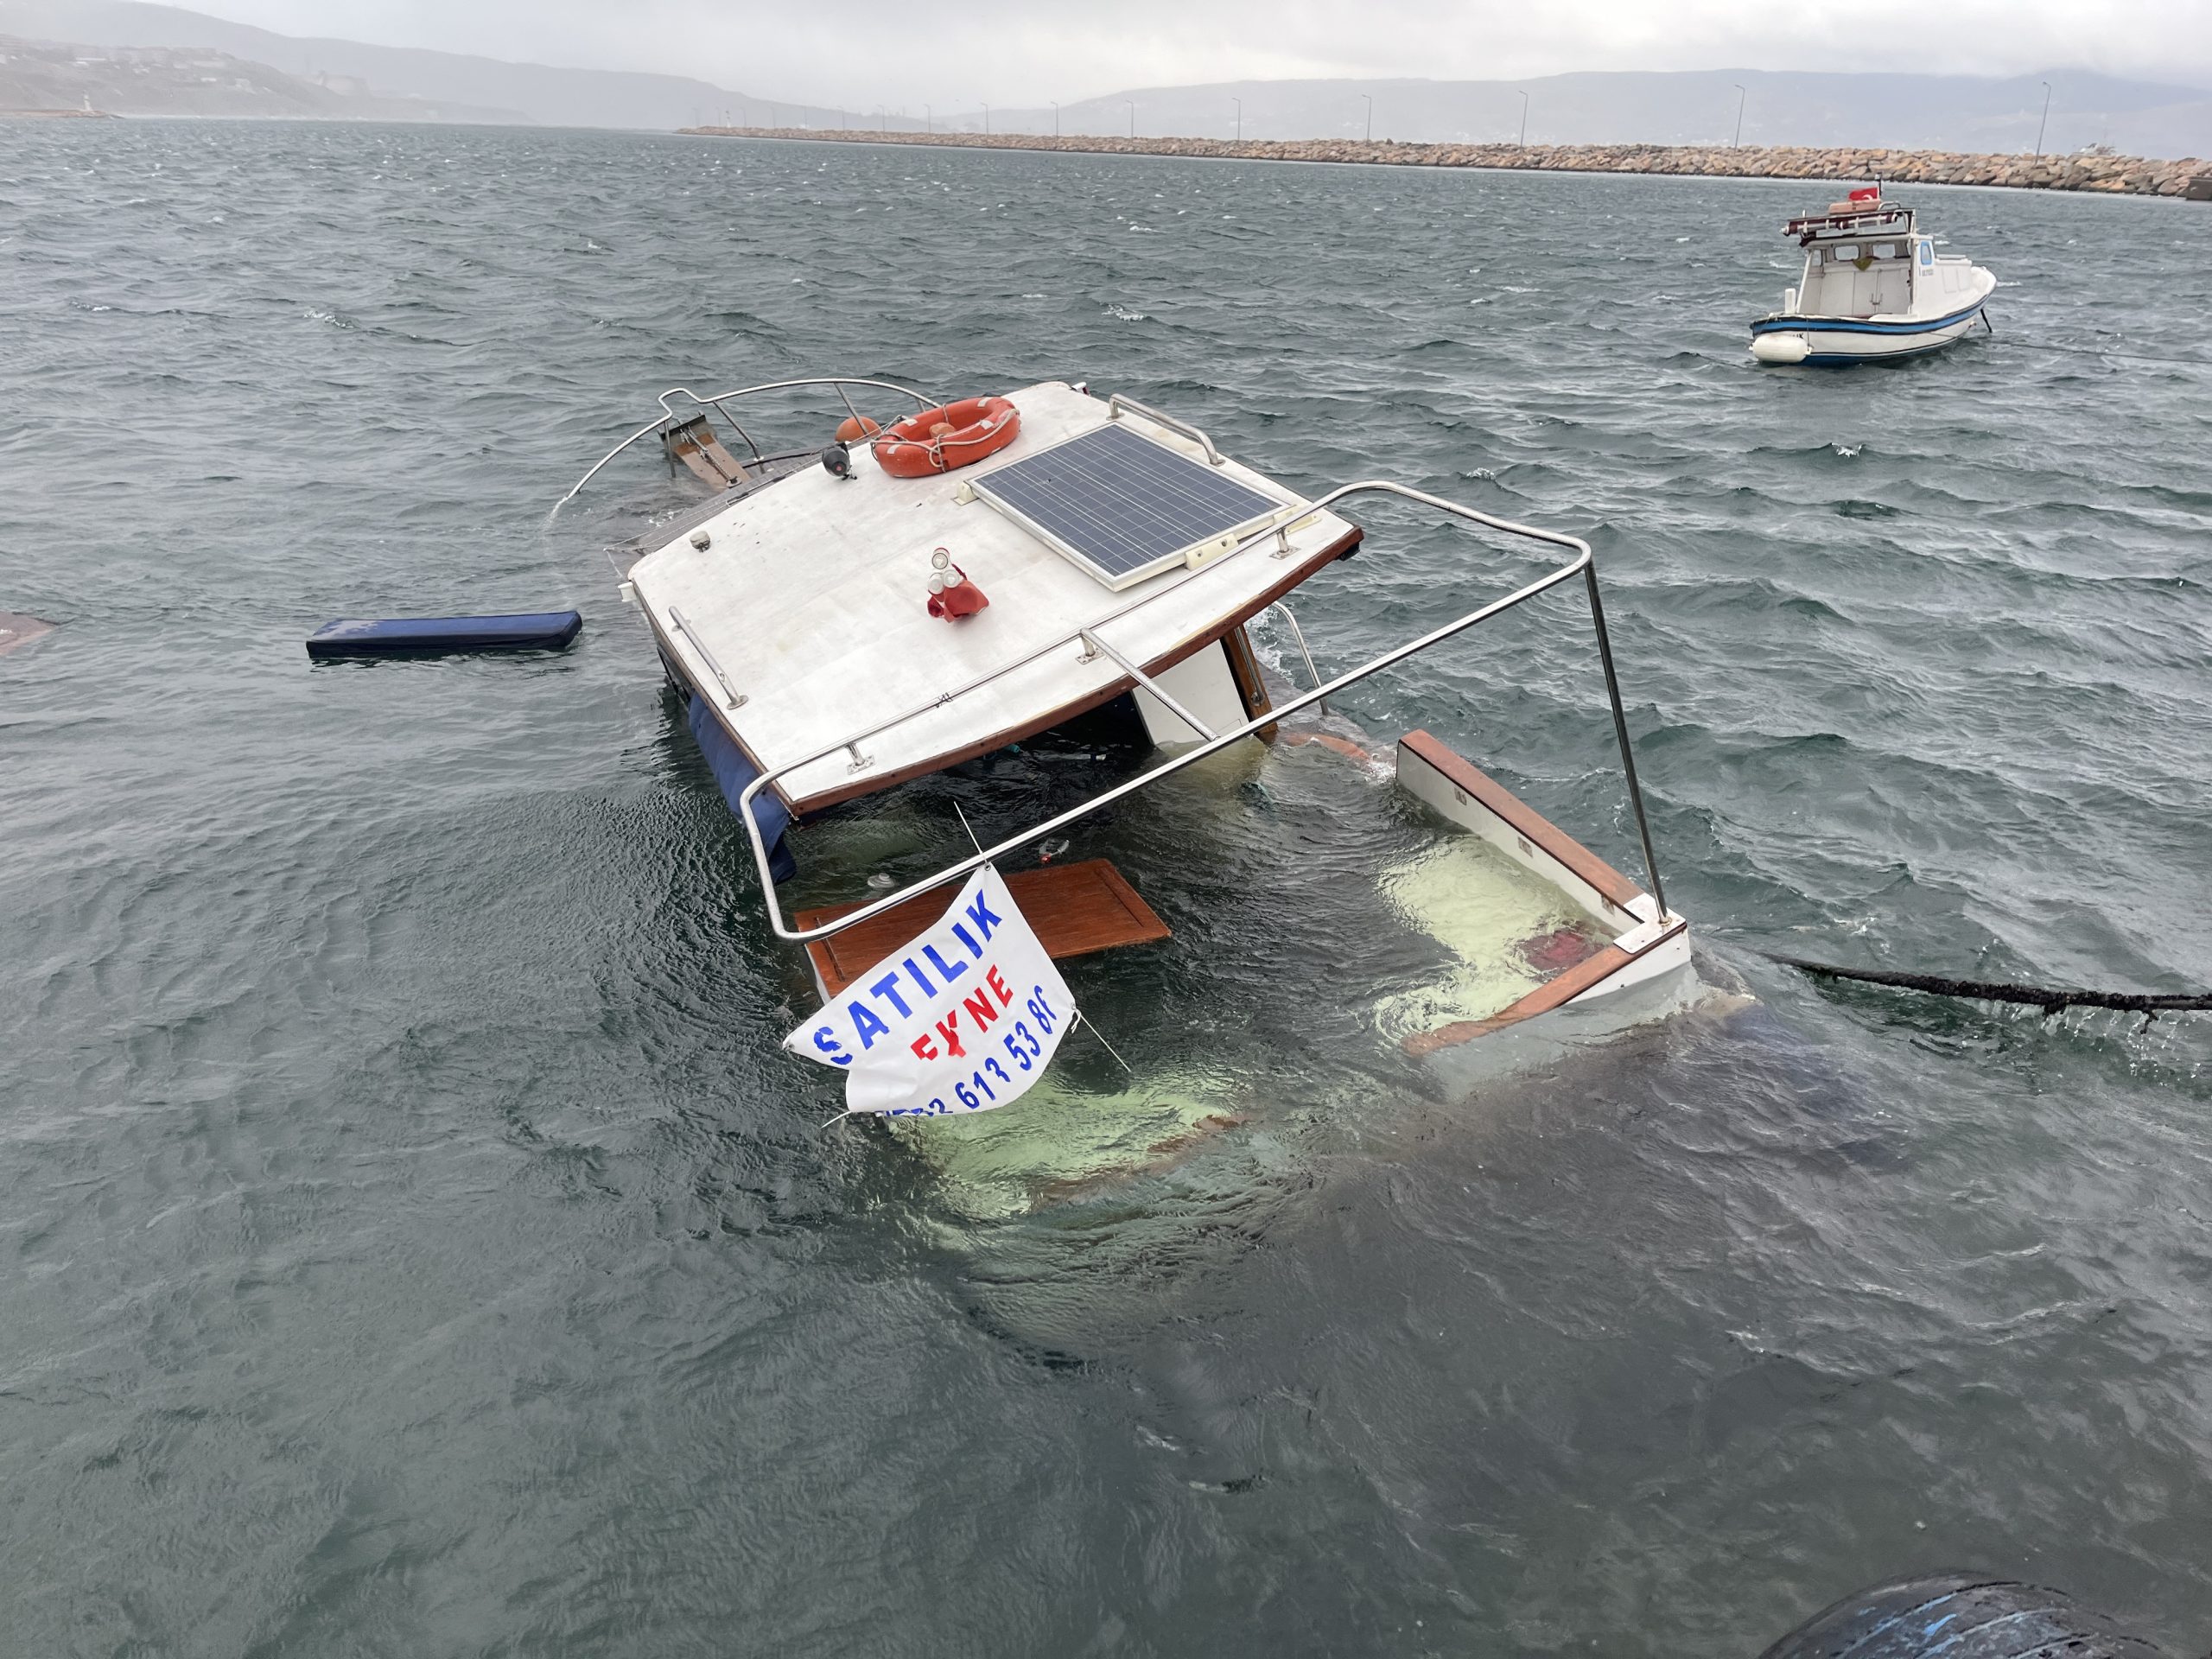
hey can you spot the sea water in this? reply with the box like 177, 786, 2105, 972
4, 121, 2212, 1654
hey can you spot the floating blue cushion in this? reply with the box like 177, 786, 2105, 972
306, 611, 582, 658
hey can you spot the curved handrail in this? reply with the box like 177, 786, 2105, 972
1107, 393, 1221, 464
730, 479, 1669, 943
552, 376, 938, 513
1262, 601, 1327, 712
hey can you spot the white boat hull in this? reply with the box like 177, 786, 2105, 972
1750, 266, 1998, 367
1751, 306, 1987, 365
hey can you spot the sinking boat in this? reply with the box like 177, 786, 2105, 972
559, 378, 1715, 1153
1750, 188, 1996, 365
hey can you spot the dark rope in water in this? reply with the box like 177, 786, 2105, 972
1998, 337, 2212, 370
1760, 954, 2212, 1015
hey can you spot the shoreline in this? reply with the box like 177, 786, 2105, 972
682, 126, 2210, 199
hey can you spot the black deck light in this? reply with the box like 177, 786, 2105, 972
821, 439, 853, 479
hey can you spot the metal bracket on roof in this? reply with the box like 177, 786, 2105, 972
1183, 531, 1241, 571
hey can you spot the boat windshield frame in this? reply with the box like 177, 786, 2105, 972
734, 480, 1673, 943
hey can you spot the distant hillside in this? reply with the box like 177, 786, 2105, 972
998, 69, 2212, 161
0, 0, 818, 129
0, 33, 518, 118
2, 0, 2208, 157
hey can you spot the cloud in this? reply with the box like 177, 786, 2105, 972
185, 0, 2212, 106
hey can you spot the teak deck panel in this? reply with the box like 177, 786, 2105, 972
666, 417, 752, 488
795, 858, 1171, 997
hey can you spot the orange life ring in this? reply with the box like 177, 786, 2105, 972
873, 396, 1020, 479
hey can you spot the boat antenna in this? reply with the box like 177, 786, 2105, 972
1073, 1010, 1134, 1074
950, 800, 984, 855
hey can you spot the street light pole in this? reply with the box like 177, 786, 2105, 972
1361, 92, 1372, 142
2034, 79, 2052, 158
1732, 84, 1745, 147
1516, 89, 1529, 146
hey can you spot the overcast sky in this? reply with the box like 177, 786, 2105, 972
188, 0, 2212, 107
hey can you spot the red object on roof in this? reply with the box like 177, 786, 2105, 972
1849, 186, 1881, 202
925, 562, 988, 620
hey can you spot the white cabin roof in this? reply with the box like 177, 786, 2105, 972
626, 381, 1361, 812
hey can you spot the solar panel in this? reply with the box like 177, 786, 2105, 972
970, 422, 1288, 590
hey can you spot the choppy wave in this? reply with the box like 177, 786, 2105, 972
3, 121, 2210, 1657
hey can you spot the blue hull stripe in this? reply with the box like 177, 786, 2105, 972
1751, 300, 1986, 338
687, 693, 798, 883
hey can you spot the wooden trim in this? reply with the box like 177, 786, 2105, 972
665, 416, 753, 488
1401, 919, 1686, 1055
1402, 945, 1635, 1054
1398, 729, 1648, 912
784, 522, 1363, 813
1220, 623, 1278, 742
795, 857, 1171, 996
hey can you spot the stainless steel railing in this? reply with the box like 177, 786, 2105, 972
552, 376, 938, 513
733, 480, 1669, 941
1262, 601, 1326, 712
1106, 394, 1222, 464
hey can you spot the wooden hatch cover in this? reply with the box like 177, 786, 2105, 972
663, 415, 753, 488
795, 858, 1170, 997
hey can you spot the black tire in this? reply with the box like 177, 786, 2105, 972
1758, 1573, 2164, 1659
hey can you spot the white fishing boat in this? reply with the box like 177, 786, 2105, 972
559, 378, 1717, 1150
1750, 188, 1996, 365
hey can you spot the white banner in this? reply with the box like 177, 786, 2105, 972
785, 865, 1076, 1118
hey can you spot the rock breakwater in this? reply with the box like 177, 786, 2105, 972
684, 126, 2209, 198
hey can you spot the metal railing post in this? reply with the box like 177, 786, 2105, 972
1266, 601, 1327, 712
1079, 631, 1217, 740
1582, 563, 1668, 920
